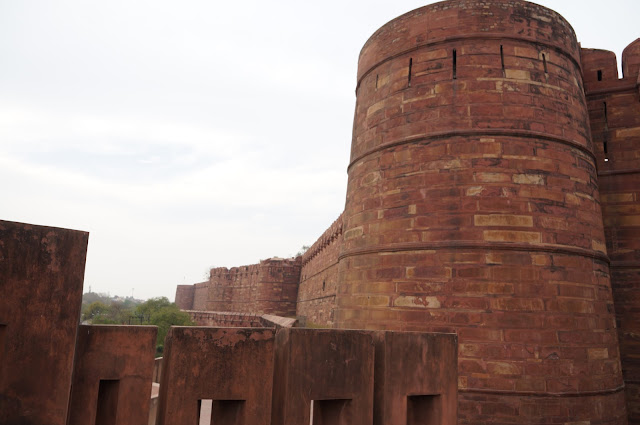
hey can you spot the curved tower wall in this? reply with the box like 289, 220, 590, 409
337, 1, 626, 423
583, 41, 640, 423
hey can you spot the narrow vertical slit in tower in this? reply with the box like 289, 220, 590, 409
453, 49, 457, 80
598, 70, 603, 81
408, 58, 413, 86
542, 53, 548, 73
603, 102, 609, 161
500, 45, 505, 70
375, 74, 379, 90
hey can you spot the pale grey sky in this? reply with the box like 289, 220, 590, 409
1, 1, 638, 300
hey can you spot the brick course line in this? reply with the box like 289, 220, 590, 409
347, 129, 596, 172
599, 168, 640, 176
460, 385, 625, 398
339, 241, 610, 263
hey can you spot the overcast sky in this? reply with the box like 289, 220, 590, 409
1, 1, 638, 300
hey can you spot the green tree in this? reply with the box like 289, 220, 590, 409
151, 305, 194, 355
135, 297, 195, 355
81, 301, 111, 322
135, 297, 172, 321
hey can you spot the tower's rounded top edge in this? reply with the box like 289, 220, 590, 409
357, 0, 578, 82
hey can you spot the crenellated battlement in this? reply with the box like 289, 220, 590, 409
301, 213, 343, 267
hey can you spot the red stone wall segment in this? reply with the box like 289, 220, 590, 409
583, 41, 640, 424
175, 284, 196, 310
0, 220, 88, 425
187, 310, 270, 327
371, 331, 458, 425
156, 327, 275, 425
207, 258, 301, 316
297, 214, 344, 326
67, 325, 157, 425
271, 328, 374, 425
337, 1, 625, 423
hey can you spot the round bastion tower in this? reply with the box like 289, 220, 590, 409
336, 1, 626, 423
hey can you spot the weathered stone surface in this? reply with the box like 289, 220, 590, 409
297, 214, 344, 327
177, 258, 301, 317
170, 2, 639, 423
336, 1, 626, 423
271, 328, 374, 425
584, 39, 640, 424
156, 327, 275, 425
371, 331, 458, 425
67, 325, 157, 425
0, 220, 88, 425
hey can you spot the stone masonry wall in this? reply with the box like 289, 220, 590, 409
297, 214, 344, 327
174, 284, 196, 310
192, 281, 208, 311
336, 1, 626, 423
187, 310, 270, 328
583, 41, 640, 424
204, 258, 301, 316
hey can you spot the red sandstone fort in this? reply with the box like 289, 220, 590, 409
1, 1, 639, 424
175, 0, 640, 423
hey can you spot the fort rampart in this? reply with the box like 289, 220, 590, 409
178, 1, 640, 423
582, 40, 640, 422
297, 213, 344, 326
177, 258, 301, 317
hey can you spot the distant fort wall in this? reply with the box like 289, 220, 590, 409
177, 258, 301, 317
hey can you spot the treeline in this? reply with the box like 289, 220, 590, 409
81, 295, 194, 356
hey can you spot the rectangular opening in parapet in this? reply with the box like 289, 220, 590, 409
407, 394, 441, 425
198, 399, 245, 425
0, 324, 6, 384
310, 399, 352, 425
598, 70, 603, 81
95, 379, 120, 425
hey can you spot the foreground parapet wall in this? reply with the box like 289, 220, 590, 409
157, 327, 276, 425
271, 328, 375, 425
583, 40, 640, 424
68, 325, 157, 425
371, 331, 457, 425
0, 220, 88, 425
337, 1, 625, 423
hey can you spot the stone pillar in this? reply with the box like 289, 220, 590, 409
67, 325, 157, 425
0, 220, 88, 425
271, 328, 374, 425
156, 327, 275, 425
